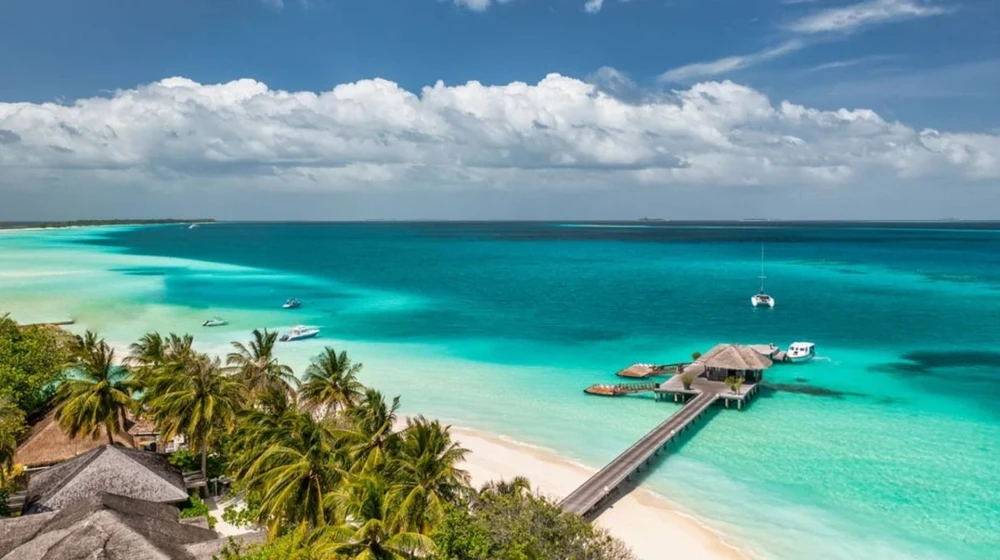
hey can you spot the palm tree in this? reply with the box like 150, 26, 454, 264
301, 347, 364, 416
478, 475, 532, 499
344, 388, 402, 474
389, 416, 470, 534
312, 474, 435, 560
229, 406, 347, 534
56, 331, 137, 444
145, 352, 238, 479
227, 329, 297, 401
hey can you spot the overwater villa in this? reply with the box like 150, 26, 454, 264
695, 343, 773, 383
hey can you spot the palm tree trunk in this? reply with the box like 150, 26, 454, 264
106, 424, 114, 445
201, 443, 208, 480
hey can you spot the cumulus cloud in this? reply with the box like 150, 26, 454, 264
584, 0, 605, 14
0, 74, 997, 198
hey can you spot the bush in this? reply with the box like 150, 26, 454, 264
168, 448, 226, 479
0, 316, 69, 420
431, 483, 635, 560
180, 494, 216, 529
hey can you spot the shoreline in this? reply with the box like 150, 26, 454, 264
449, 425, 748, 560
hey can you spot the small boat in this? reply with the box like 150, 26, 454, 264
751, 245, 775, 308
786, 342, 816, 363
280, 325, 320, 342
282, 298, 301, 309
188, 223, 198, 229
202, 317, 227, 327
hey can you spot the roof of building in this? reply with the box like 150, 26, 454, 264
24, 445, 189, 514
14, 410, 135, 468
698, 344, 773, 371
0, 492, 245, 560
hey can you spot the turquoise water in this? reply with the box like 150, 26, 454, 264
2, 222, 999, 559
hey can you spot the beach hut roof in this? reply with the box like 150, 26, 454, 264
0, 492, 263, 560
126, 415, 160, 437
24, 445, 189, 514
14, 410, 135, 468
698, 344, 773, 371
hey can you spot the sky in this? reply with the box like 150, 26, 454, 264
1, 0, 998, 220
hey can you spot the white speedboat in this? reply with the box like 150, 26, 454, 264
202, 317, 227, 327
280, 325, 320, 342
787, 342, 815, 363
282, 298, 301, 309
751, 245, 775, 307
188, 223, 198, 229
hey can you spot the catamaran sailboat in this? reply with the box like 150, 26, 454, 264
751, 245, 775, 308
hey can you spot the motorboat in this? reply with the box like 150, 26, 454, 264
751, 245, 775, 308
786, 342, 816, 363
280, 325, 320, 342
188, 223, 198, 229
282, 298, 301, 309
202, 317, 227, 327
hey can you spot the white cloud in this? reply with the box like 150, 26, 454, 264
452, 0, 517, 11
785, 0, 949, 34
0, 74, 996, 198
658, 40, 806, 82
584, 0, 605, 13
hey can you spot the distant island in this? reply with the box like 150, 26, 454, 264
0, 219, 216, 230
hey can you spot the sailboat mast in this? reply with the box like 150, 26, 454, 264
759, 244, 765, 292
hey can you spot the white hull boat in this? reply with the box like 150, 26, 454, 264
787, 342, 815, 363
280, 325, 320, 342
202, 317, 227, 327
751, 245, 775, 307
282, 298, 301, 309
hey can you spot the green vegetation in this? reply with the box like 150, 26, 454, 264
0, 317, 632, 558
180, 494, 216, 529
0, 314, 68, 420
431, 477, 634, 560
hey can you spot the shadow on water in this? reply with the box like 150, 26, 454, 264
760, 382, 867, 399
870, 349, 1000, 416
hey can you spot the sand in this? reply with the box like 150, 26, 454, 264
451, 426, 747, 560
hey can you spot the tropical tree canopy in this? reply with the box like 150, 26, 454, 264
0, 314, 69, 419
55, 331, 137, 444
227, 329, 297, 402
301, 347, 364, 416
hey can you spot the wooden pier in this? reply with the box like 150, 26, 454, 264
560, 391, 719, 519
567, 343, 770, 519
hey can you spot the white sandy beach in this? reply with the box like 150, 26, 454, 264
450, 426, 746, 560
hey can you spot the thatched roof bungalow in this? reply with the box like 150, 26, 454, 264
0, 492, 265, 560
696, 344, 773, 382
14, 410, 135, 469
24, 445, 189, 514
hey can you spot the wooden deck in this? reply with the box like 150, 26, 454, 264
655, 374, 761, 408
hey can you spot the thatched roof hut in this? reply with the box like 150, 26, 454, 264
696, 344, 772, 382
14, 410, 135, 468
0, 492, 264, 560
24, 445, 188, 514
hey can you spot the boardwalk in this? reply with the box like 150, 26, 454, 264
560, 391, 718, 519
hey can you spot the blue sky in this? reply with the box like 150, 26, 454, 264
0, 0, 998, 219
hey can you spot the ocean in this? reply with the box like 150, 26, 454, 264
1, 222, 998, 559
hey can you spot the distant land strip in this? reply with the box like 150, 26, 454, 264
0, 219, 216, 230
